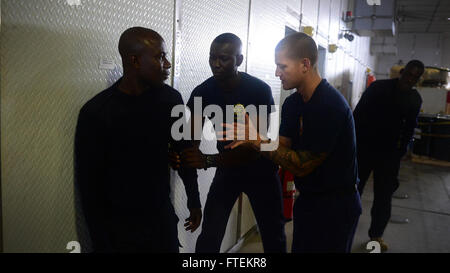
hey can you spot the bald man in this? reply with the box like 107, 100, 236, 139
74, 27, 201, 252
221, 32, 362, 253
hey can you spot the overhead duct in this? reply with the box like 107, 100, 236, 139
349, 0, 396, 37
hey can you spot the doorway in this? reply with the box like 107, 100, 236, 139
317, 45, 326, 78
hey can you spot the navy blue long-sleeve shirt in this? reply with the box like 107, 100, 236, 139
353, 78, 422, 155
279, 79, 359, 194
74, 79, 200, 250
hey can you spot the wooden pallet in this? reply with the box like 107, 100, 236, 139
411, 154, 450, 167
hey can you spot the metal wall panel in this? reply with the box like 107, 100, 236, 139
1, 0, 174, 252
172, 0, 250, 253
376, 33, 446, 80
0, 0, 379, 253
247, 0, 286, 106
317, 0, 331, 40
329, 0, 342, 44
285, 0, 301, 30
301, 0, 319, 29
286, 0, 301, 11
243, 0, 286, 238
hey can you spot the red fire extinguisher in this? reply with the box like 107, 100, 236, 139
366, 68, 376, 88
278, 168, 296, 222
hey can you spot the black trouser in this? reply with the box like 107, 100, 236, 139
195, 169, 287, 253
93, 224, 180, 253
93, 204, 180, 253
357, 149, 401, 238
291, 189, 361, 253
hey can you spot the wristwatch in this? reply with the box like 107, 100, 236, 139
205, 154, 217, 169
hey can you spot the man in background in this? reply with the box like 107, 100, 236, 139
353, 60, 424, 251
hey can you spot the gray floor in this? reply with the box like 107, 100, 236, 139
238, 160, 450, 253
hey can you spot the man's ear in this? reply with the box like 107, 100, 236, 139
302, 58, 311, 72
236, 54, 244, 67
131, 55, 140, 68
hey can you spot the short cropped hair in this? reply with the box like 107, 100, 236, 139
276, 32, 318, 68
118, 27, 162, 58
405, 60, 425, 73
212, 33, 242, 50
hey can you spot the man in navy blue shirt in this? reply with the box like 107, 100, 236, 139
172, 33, 286, 253
74, 27, 201, 252
222, 32, 361, 253
353, 60, 424, 251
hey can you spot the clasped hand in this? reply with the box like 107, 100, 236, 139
169, 114, 261, 170
218, 113, 261, 150
169, 146, 206, 170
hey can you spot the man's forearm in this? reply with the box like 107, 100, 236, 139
261, 145, 327, 177
177, 167, 201, 209
398, 128, 414, 153
399, 116, 419, 151
170, 138, 201, 208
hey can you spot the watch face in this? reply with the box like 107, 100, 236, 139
206, 155, 213, 163
205, 155, 215, 168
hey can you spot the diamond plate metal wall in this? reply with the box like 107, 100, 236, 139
236, 0, 287, 237
247, 0, 287, 107
1, 0, 174, 252
1, 0, 378, 254
171, 0, 250, 253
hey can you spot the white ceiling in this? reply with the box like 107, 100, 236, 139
396, 0, 450, 33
